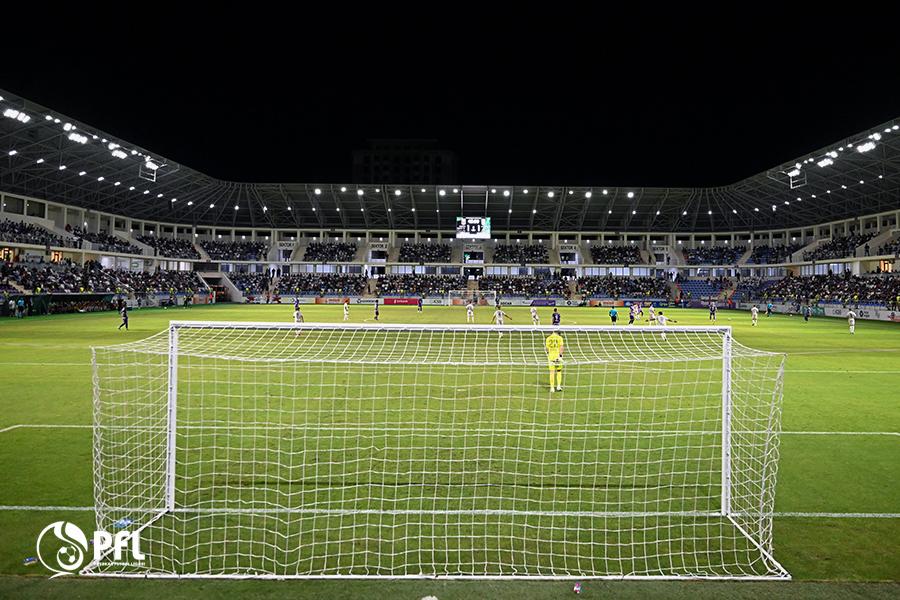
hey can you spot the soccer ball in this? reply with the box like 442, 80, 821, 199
573, 582, 582, 594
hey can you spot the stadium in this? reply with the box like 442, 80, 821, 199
1, 24, 899, 599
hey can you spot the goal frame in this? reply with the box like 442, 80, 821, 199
85, 321, 790, 581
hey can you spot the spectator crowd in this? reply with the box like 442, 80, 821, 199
803, 234, 875, 261
0, 219, 77, 248
113, 269, 204, 295
227, 272, 270, 294
378, 274, 466, 297
876, 238, 900, 258
683, 245, 746, 265
761, 272, 900, 307
71, 227, 143, 255
399, 243, 452, 263
746, 243, 802, 265
303, 242, 357, 262
577, 275, 670, 299
276, 273, 366, 295
478, 275, 569, 297
1, 259, 118, 293
492, 244, 550, 264
136, 235, 201, 259
201, 240, 268, 261
590, 244, 643, 264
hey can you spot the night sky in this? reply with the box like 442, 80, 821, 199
4, 8, 899, 187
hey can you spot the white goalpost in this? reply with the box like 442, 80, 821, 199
447, 289, 497, 306
85, 322, 789, 579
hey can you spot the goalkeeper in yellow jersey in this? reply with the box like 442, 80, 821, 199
545, 331, 564, 392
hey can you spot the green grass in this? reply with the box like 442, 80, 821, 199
0, 303, 897, 598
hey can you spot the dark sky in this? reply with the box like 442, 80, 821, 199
4, 7, 899, 187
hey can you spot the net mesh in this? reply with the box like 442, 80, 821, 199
87, 323, 788, 579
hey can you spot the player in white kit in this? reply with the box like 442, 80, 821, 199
751, 305, 759, 326
531, 306, 540, 325
847, 310, 857, 334
492, 307, 511, 334
293, 306, 304, 336
343, 300, 350, 321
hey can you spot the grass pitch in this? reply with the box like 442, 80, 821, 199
0, 303, 897, 597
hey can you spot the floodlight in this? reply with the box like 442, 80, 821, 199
627, 192, 634, 198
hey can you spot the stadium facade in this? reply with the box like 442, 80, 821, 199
1, 88, 898, 319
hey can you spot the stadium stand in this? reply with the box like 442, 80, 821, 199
760, 273, 900, 306
302, 242, 357, 262
478, 275, 568, 297
746, 243, 803, 264
135, 235, 201, 259
731, 277, 775, 303
226, 272, 270, 294
802, 234, 875, 261
589, 245, 643, 264
112, 269, 205, 294
678, 277, 732, 299
201, 240, 268, 261
0, 219, 78, 248
2, 260, 119, 293
876, 238, 900, 257
398, 243, 452, 263
577, 276, 669, 298
378, 274, 466, 297
275, 273, 366, 295
71, 227, 143, 255
683, 245, 746, 265
491, 244, 549, 264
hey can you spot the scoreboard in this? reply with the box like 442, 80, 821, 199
456, 216, 491, 239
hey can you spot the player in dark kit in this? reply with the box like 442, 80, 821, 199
374, 300, 379, 321
709, 301, 717, 322
417, 296, 423, 312
552, 308, 561, 326
118, 305, 129, 330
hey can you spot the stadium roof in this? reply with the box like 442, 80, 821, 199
1, 88, 898, 233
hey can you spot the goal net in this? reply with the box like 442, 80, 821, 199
86, 322, 789, 579
448, 289, 497, 306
